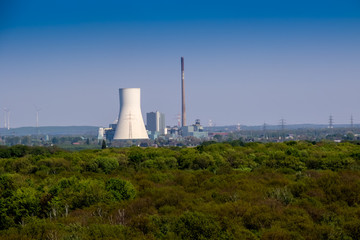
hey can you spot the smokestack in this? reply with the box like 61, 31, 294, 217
181, 57, 186, 127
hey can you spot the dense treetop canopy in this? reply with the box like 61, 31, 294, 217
0, 141, 360, 239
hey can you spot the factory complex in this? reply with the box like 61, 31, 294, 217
98, 57, 208, 144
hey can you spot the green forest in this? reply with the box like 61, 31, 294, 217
0, 140, 360, 239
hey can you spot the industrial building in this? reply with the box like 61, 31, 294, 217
181, 119, 208, 138
97, 128, 105, 141
147, 111, 166, 135
97, 121, 117, 142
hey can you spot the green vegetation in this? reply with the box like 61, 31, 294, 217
1, 141, 360, 239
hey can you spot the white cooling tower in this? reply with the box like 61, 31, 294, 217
113, 88, 149, 140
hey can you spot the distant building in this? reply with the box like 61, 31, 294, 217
167, 126, 179, 136
97, 128, 105, 140
104, 125, 116, 141
181, 119, 208, 138
208, 132, 229, 137
98, 121, 118, 142
147, 131, 160, 140
146, 111, 166, 135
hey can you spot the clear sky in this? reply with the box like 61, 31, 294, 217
1, 0, 360, 128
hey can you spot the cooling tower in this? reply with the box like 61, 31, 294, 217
113, 88, 149, 140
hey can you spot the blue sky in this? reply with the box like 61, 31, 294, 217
0, 0, 360, 127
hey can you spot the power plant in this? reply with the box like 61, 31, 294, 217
113, 88, 148, 140
99, 57, 208, 143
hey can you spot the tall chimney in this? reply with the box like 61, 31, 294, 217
181, 57, 186, 127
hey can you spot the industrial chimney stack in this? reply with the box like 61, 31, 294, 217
181, 57, 186, 127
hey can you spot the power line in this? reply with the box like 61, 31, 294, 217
328, 114, 334, 129
279, 118, 286, 141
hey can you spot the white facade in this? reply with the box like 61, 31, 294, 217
97, 127, 104, 140
113, 88, 148, 140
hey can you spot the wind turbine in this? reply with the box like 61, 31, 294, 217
34, 105, 42, 128
3, 108, 10, 130
2, 108, 6, 129
7, 110, 10, 130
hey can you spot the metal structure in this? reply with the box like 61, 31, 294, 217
208, 119, 214, 127
329, 115, 334, 129
263, 122, 267, 139
176, 114, 181, 127
3, 108, 10, 130
113, 88, 148, 140
181, 57, 186, 127
280, 118, 286, 141
280, 118, 286, 132
34, 105, 41, 128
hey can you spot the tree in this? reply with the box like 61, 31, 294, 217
51, 137, 59, 144
21, 136, 32, 145
102, 139, 107, 149
96, 157, 119, 173
106, 178, 136, 201
213, 134, 223, 142
175, 211, 221, 239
